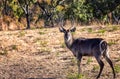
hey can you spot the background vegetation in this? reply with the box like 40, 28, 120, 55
0, 0, 120, 30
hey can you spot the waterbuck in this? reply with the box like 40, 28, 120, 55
59, 21, 116, 79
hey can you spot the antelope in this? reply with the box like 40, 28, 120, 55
59, 19, 116, 79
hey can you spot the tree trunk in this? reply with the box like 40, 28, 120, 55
26, 5, 30, 29
3, 0, 8, 16
26, 13, 30, 29
108, 12, 113, 24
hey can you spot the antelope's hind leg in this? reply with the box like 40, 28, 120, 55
104, 54, 116, 78
95, 56, 104, 79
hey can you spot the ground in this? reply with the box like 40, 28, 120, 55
0, 25, 120, 79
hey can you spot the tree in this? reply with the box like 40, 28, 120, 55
87, 0, 120, 24
36, 0, 65, 27
0, 0, 13, 16
0, 0, 120, 29
65, 0, 93, 24
18, 0, 36, 29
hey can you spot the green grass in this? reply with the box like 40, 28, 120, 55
38, 31, 45, 35
56, 52, 60, 56
38, 27, 47, 35
11, 45, 17, 50
19, 31, 26, 37
108, 40, 116, 46
39, 48, 51, 53
71, 32, 76, 35
87, 28, 93, 33
71, 58, 77, 64
112, 26, 119, 30
116, 58, 120, 62
36, 40, 48, 47
0, 49, 8, 55
34, 38, 41, 43
97, 29, 106, 33
61, 42, 66, 48
92, 65, 99, 71
114, 65, 120, 73
108, 25, 120, 32
86, 58, 93, 64
67, 73, 85, 79
31, 27, 36, 30
40, 41, 48, 47
80, 28, 86, 32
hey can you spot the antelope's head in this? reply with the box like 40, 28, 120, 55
59, 18, 76, 42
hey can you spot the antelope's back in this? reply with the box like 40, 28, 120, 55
71, 38, 104, 56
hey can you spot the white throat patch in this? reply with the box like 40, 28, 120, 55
67, 36, 71, 42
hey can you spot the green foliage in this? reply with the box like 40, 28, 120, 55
65, 0, 93, 24
0, 0, 120, 26
18, 0, 37, 6
37, 0, 66, 27
9, 0, 23, 18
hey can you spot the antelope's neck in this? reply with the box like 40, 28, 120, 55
65, 37, 74, 49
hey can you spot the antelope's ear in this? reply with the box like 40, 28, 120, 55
70, 27, 76, 32
59, 27, 66, 33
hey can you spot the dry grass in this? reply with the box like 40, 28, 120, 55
0, 26, 120, 79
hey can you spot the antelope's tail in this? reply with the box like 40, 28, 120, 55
99, 40, 109, 57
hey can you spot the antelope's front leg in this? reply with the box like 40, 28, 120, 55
77, 56, 82, 74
